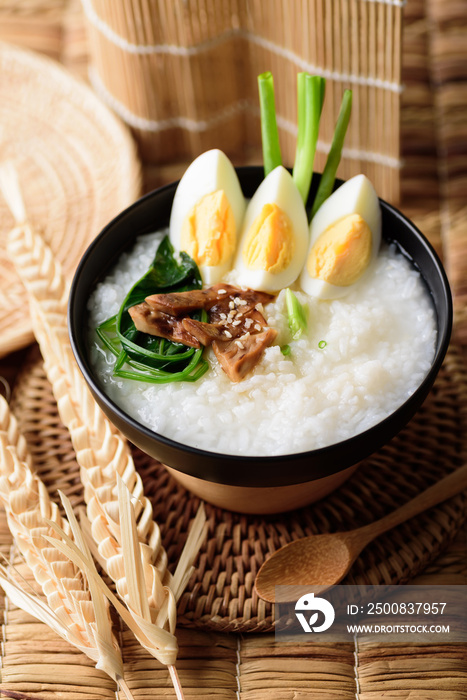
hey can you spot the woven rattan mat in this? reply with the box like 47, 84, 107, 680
1, 539, 465, 700
0, 41, 141, 359
8, 338, 467, 635
1, 336, 466, 699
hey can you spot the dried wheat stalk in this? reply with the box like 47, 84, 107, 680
0, 395, 133, 699
1, 164, 206, 693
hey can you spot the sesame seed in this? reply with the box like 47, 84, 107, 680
255, 303, 264, 312
245, 318, 253, 328
232, 319, 241, 326
254, 324, 262, 331
224, 330, 232, 338
235, 340, 244, 349
220, 313, 227, 320
218, 288, 227, 294
237, 298, 247, 306
229, 301, 235, 309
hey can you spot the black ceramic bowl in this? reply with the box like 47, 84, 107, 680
68, 168, 452, 513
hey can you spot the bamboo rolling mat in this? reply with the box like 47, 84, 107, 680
0, 0, 404, 202
80, 0, 403, 204
0, 0, 467, 698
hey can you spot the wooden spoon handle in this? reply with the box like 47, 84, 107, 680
356, 463, 467, 549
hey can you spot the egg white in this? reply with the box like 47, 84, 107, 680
233, 166, 309, 292
299, 174, 382, 299
169, 149, 246, 284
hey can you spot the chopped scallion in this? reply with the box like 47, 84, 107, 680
285, 288, 308, 340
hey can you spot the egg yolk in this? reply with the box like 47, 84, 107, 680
242, 203, 294, 274
307, 213, 372, 286
181, 190, 236, 267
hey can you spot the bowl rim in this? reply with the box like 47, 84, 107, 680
68, 168, 453, 487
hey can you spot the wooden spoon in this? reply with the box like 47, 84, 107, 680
255, 463, 467, 603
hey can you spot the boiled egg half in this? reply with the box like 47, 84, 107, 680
299, 174, 382, 299
233, 166, 309, 292
169, 149, 246, 284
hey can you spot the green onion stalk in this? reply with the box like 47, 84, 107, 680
258, 71, 282, 176
310, 88, 353, 218
293, 73, 326, 204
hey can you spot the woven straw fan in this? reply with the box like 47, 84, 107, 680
0, 395, 133, 699
0, 164, 207, 699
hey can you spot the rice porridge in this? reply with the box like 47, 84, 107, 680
87, 231, 437, 457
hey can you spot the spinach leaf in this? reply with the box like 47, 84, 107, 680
96, 235, 208, 383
